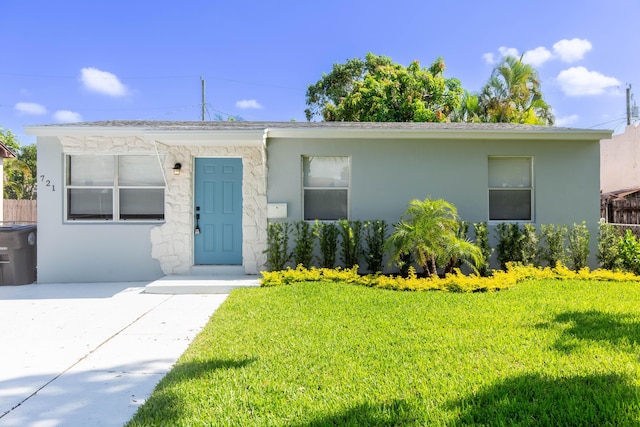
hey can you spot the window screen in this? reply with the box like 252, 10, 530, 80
488, 157, 532, 221
66, 155, 165, 221
302, 156, 349, 220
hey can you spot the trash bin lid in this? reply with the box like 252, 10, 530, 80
0, 225, 36, 232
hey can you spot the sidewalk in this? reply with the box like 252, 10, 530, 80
0, 282, 229, 427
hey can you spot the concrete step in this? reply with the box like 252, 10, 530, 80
144, 274, 260, 294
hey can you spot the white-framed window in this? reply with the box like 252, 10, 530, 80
488, 156, 533, 221
65, 155, 165, 221
302, 156, 349, 221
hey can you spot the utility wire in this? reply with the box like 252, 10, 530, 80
0, 71, 302, 90
587, 113, 627, 129
0, 72, 198, 80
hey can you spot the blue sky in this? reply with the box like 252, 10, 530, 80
2, 0, 638, 145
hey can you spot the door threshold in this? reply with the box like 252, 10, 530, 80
190, 265, 246, 276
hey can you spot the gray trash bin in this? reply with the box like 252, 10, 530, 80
0, 225, 37, 285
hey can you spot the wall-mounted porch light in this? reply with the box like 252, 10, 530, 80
173, 163, 182, 175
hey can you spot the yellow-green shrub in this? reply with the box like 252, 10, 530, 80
260, 263, 640, 293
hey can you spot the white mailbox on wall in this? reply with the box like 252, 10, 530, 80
267, 203, 288, 219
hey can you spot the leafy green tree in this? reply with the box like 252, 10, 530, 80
0, 128, 37, 200
305, 53, 463, 122
479, 56, 554, 125
0, 127, 20, 153
386, 198, 484, 277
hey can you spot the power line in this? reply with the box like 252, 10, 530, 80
0, 72, 197, 80
0, 71, 302, 91
587, 113, 627, 129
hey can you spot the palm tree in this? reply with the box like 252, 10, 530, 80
480, 56, 554, 125
386, 198, 485, 277
451, 90, 483, 123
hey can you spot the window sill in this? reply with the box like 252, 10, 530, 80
64, 220, 166, 225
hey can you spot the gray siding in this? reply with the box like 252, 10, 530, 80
267, 136, 601, 267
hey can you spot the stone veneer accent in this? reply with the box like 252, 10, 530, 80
59, 135, 267, 275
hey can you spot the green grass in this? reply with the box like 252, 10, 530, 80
127, 280, 640, 426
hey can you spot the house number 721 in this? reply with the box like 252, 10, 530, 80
39, 175, 55, 191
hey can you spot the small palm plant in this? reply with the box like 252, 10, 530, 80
386, 198, 485, 277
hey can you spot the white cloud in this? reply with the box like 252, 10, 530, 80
522, 47, 553, 67
555, 114, 580, 127
53, 110, 82, 123
556, 66, 620, 96
498, 46, 520, 58
486, 38, 592, 68
80, 67, 128, 96
553, 38, 592, 63
14, 102, 47, 115
235, 99, 263, 109
482, 53, 495, 65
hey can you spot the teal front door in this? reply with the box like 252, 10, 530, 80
194, 158, 243, 265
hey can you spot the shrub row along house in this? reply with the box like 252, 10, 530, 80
25, 121, 611, 283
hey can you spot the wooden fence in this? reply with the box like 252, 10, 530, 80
3, 199, 36, 224
601, 198, 640, 225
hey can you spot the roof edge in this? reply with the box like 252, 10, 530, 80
24, 121, 613, 141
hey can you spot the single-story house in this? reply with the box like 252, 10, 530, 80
25, 121, 611, 283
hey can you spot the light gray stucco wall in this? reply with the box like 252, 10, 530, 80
37, 136, 163, 283
266, 136, 601, 268
600, 124, 640, 193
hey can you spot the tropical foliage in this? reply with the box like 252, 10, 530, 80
305, 53, 555, 125
1, 128, 37, 200
479, 55, 554, 125
385, 198, 484, 276
305, 53, 463, 122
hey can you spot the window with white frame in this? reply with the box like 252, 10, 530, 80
302, 156, 349, 220
66, 155, 165, 221
488, 156, 533, 221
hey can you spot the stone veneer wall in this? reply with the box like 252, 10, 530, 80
59, 136, 267, 275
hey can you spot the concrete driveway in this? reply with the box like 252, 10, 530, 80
0, 282, 229, 427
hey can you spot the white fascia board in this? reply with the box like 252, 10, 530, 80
149, 131, 264, 146
25, 125, 147, 137
25, 124, 613, 143
266, 127, 613, 141
25, 126, 265, 146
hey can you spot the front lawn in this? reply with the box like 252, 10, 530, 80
127, 280, 640, 426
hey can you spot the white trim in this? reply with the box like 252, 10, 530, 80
25, 124, 612, 142
267, 128, 612, 141
152, 139, 169, 188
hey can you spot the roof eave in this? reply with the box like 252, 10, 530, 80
266, 127, 613, 141
25, 123, 613, 142
25, 125, 266, 146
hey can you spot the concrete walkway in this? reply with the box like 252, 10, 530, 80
0, 281, 236, 427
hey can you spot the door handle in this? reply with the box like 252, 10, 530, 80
195, 206, 201, 235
